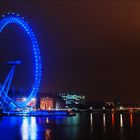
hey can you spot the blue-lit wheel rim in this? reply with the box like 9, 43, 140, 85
0, 13, 42, 109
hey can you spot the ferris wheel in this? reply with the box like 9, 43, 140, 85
0, 13, 42, 111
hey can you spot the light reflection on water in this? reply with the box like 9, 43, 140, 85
119, 114, 124, 140
130, 113, 133, 127
45, 129, 51, 140
0, 112, 140, 140
120, 114, 123, 128
21, 117, 37, 140
111, 113, 115, 127
46, 117, 49, 124
103, 113, 106, 128
90, 113, 93, 132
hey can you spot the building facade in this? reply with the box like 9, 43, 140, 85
40, 97, 54, 110
59, 92, 85, 107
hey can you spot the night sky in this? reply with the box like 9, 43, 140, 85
0, 1, 140, 103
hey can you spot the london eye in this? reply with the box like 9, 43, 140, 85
0, 13, 42, 111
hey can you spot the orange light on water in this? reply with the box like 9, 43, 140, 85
112, 113, 115, 127
130, 113, 133, 127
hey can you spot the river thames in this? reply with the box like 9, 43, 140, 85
0, 112, 140, 140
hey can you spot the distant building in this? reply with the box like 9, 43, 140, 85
40, 97, 54, 110
55, 97, 66, 109
59, 92, 85, 107
15, 97, 36, 109
37, 92, 65, 110
114, 98, 121, 109
37, 91, 85, 110
105, 102, 115, 109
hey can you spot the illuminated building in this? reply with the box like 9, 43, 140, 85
40, 97, 54, 110
105, 102, 115, 109
59, 92, 85, 107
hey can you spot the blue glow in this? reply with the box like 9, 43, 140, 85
0, 13, 42, 110
30, 110, 68, 116
21, 117, 37, 140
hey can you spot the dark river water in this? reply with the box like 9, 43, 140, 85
0, 112, 140, 140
